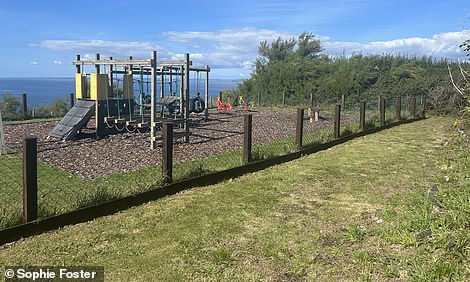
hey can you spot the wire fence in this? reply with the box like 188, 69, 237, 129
0, 95, 425, 231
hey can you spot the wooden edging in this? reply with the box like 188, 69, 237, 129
0, 117, 424, 246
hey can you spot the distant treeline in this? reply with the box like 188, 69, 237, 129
224, 32, 469, 113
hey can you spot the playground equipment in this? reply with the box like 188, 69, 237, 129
49, 52, 211, 149
216, 96, 231, 111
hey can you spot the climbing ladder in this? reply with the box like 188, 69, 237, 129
48, 100, 96, 141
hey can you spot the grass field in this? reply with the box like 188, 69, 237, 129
1, 116, 467, 281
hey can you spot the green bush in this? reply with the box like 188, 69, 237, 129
0, 93, 22, 120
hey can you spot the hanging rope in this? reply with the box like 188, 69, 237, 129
139, 66, 144, 123
115, 69, 121, 120
126, 71, 133, 122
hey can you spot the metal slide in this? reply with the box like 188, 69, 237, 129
48, 100, 95, 141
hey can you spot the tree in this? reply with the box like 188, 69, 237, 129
0, 93, 21, 120
258, 37, 296, 62
296, 32, 323, 58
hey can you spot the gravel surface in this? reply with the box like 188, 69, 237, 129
3, 109, 357, 179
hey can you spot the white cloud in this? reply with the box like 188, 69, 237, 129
53, 60, 63, 65
33, 40, 170, 59
33, 29, 469, 78
164, 28, 295, 69
323, 30, 470, 59
29, 61, 38, 65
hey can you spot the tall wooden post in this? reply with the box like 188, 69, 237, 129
22, 93, 28, 120
243, 114, 252, 165
282, 92, 286, 107
379, 97, 386, 126
162, 122, 173, 184
310, 93, 314, 108
69, 93, 74, 109
184, 53, 190, 143
396, 94, 402, 120
359, 101, 366, 131
108, 57, 114, 97
179, 66, 184, 114
76, 54, 81, 74
23, 136, 37, 222
257, 91, 261, 107
295, 108, 304, 150
219, 91, 223, 104
334, 104, 341, 139
204, 65, 210, 120
94, 53, 105, 138
151, 51, 157, 149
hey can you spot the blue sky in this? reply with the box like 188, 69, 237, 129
0, 0, 469, 78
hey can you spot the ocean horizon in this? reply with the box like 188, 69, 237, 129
0, 77, 243, 108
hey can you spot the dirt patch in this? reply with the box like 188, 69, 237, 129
3, 109, 357, 179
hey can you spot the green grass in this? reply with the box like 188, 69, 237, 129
0, 116, 467, 281
0, 114, 408, 229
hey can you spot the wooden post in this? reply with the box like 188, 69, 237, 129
310, 93, 314, 108
282, 91, 286, 107
411, 96, 417, 118
295, 108, 304, 150
76, 54, 81, 74
359, 101, 366, 131
204, 65, 210, 120
421, 96, 426, 118
108, 56, 114, 97
22, 93, 28, 120
243, 114, 252, 165
334, 104, 341, 139
151, 51, 157, 149
23, 136, 37, 222
94, 54, 105, 138
257, 91, 261, 107
69, 93, 74, 109
396, 94, 402, 120
219, 91, 223, 103
184, 53, 190, 143
162, 121, 173, 184
379, 97, 385, 126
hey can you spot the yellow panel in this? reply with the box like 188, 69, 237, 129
90, 74, 109, 101
122, 74, 134, 99
75, 73, 89, 99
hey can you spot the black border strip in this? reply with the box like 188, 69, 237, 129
0, 117, 424, 246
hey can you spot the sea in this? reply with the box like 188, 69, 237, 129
0, 77, 242, 108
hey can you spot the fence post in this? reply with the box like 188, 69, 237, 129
359, 101, 366, 131
219, 91, 223, 104
22, 93, 28, 120
243, 114, 252, 165
310, 93, 314, 108
23, 136, 37, 222
396, 94, 402, 120
421, 96, 426, 118
379, 97, 385, 126
257, 91, 261, 107
69, 93, 75, 109
295, 108, 304, 150
162, 121, 173, 183
411, 96, 417, 118
334, 104, 341, 139
282, 92, 286, 107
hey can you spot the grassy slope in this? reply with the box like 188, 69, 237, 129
0, 117, 468, 281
